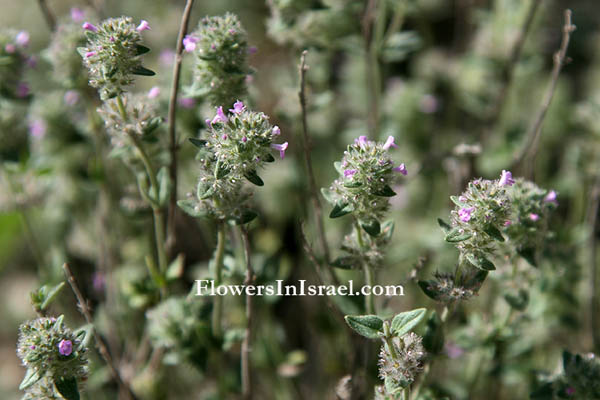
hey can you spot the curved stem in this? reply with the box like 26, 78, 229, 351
211, 222, 226, 338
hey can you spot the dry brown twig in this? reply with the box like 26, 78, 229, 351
62, 263, 139, 400
512, 9, 576, 176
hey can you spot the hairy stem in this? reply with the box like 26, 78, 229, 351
354, 221, 375, 314
63, 263, 139, 400
211, 222, 226, 338
512, 9, 575, 177
166, 0, 196, 255
240, 227, 254, 400
118, 96, 168, 275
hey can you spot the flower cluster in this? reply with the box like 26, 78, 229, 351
502, 178, 557, 261
445, 171, 513, 270
17, 316, 88, 398
79, 17, 154, 99
325, 135, 406, 223
377, 332, 426, 392
180, 101, 287, 222
0, 29, 32, 99
532, 351, 600, 399
45, 9, 94, 89
97, 93, 162, 149
418, 269, 487, 304
184, 13, 250, 107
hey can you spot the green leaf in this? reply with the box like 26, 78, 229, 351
444, 228, 472, 242
390, 308, 427, 336
157, 167, 171, 206
373, 185, 396, 197
40, 282, 66, 310
418, 280, 440, 301
361, 219, 381, 237
233, 210, 258, 225
450, 195, 467, 207
333, 161, 344, 175
517, 247, 537, 267
343, 180, 362, 188
19, 368, 41, 390
423, 311, 444, 354
216, 163, 230, 179
329, 202, 352, 218
344, 315, 384, 339
131, 65, 156, 76
54, 376, 80, 400
465, 254, 496, 271
189, 138, 207, 148
197, 182, 214, 200
263, 153, 275, 163
143, 117, 163, 135
484, 225, 505, 242
135, 44, 151, 55
320, 188, 336, 204
331, 256, 358, 270
504, 289, 529, 311
166, 254, 185, 281
381, 220, 395, 241
244, 170, 264, 186
437, 218, 452, 233
384, 375, 405, 393
177, 200, 206, 218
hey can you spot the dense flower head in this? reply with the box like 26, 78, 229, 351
420, 269, 487, 303
378, 332, 426, 389
0, 29, 32, 99
326, 135, 406, 222
186, 13, 250, 107
502, 178, 557, 255
79, 16, 153, 99
97, 93, 163, 148
448, 177, 512, 264
17, 316, 88, 397
46, 18, 90, 89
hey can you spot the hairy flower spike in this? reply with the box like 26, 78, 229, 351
186, 13, 250, 107
378, 332, 426, 389
0, 29, 32, 99
17, 316, 88, 398
79, 16, 154, 99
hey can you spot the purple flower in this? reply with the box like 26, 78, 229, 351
565, 387, 576, 396
183, 35, 199, 52
136, 20, 151, 32
4, 43, 15, 53
179, 97, 196, 109
344, 169, 358, 177
248, 46, 257, 54
355, 135, 368, 148
30, 345, 36, 350
544, 190, 557, 204
147, 86, 160, 99
71, 7, 85, 22
271, 142, 289, 159
82, 22, 98, 32
241, 136, 247, 143
93, 272, 105, 292
272, 125, 281, 136
85, 51, 97, 58
222, 134, 228, 140
29, 120, 47, 138
15, 31, 29, 47
58, 339, 73, 356
499, 170, 515, 186
211, 106, 228, 125
458, 207, 475, 222
16, 82, 29, 98
504, 220, 512, 227
382, 135, 398, 150
393, 163, 408, 176
529, 213, 539, 221
229, 100, 245, 114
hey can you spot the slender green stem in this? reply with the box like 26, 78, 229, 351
355, 221, 375, 314
118, 96, 168, 275
240, 227, 254, 399
211, 222, 226, 338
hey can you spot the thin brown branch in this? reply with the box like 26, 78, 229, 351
166, 0, 196, 256
482, 0, 541, 141
298, 50, 333, 274
62, 263, 139, 400
240, 228, 254, 400
36, 0, 56, 31
512, 9, 575, 177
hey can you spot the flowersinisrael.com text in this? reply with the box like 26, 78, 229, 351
194, 279, 404, 297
